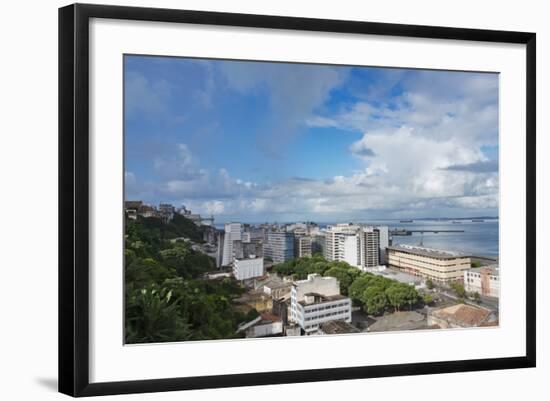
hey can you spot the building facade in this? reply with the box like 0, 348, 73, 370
294, 235, 312, 258
464, 265, 499, 298
290, 274, 352, 333
359, 227, 380, 269
387, 244, 471, 283
325, 224, 382, 270
264, 231, 295, 264
233, 256, 265, 281
221, 222, 242, 266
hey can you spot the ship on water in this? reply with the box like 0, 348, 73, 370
472, 218, 485, 222
400, 219, 413, 223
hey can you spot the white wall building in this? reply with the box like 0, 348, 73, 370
325, 224, 381, 270
290, 274, 352, 333
233, 256, 264, 281
376, 226, 389, 265
325, 224, 361, 268
221, 222, 242, 266
464, 265, 499, 298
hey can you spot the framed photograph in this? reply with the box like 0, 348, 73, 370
58, 3, 536, 397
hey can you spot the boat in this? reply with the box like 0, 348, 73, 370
400, 219, 413, 223
452, 220, 462, 224
472, 219, 485, 222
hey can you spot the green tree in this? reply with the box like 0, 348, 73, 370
471, 261, 482, 268
470, 291, 481, 303
385, 283, 408, 312
426, 278, 434, 290
323, 265, 360, 295
362, 286, 387, 315
422, 293, 434, 305
125, 286, 192, 344
450, 282, 466, 300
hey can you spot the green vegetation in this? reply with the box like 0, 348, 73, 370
470, 291, 481, 303
426, 278, 434, 290
471, 261, 482, 268
274, 256, 420, 316
450, 281, 466, 301
125, 216, 248, 344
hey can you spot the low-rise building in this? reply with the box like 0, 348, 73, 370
245, 313, 283, 338
428, 304, 496, 328
464, 265, 499, 298
290, 274, 352, 333
387, 244, 471, 283
233, 256, 264, 281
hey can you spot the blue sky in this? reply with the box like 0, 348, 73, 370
124, 55, 499, 222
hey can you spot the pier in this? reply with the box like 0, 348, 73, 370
390, 229, 465, 236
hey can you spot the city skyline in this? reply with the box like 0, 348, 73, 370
124, 55, 499, 222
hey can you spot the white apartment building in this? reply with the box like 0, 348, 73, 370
325, 224, 361, 268
325, 224, 383, 270
233, 256, 264, 281
290, 274, 352, 333
376, 226, 389, 265
359, 227, 380, 269
221, 222, 242, 266
464, 265, 499, 298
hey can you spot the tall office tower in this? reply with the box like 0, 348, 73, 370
294, 235, 312, 258
360, 227, 380, 269
221, 222, 242, 266
324, 224, 361, 268
311, 232, 326, 257
375, 226, 389, 265
216, 230, 225, 268
264, 231, 295, 264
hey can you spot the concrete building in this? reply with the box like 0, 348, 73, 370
290, 274, 352, 333
264, 231, 295, 264
375, 226, 389, 265
359, 227, 380, 269
221, 222, 242, 266
312, 232, 326, 256
294, 235, 312, 258
464, 265, 499, 298
387, 244, 471, 283
325, 224, 381, 270
325, 224, 361, 268
244, 313, 283, 338
233, 256, 264, 281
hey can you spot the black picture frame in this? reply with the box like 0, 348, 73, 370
59, 3, 536, 397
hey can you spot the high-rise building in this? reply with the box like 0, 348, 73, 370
325, 224, 361, 268
294, 235, 312, 258
359, 227, 380, 269
325, 224, 381, 270
375, 226, 389, 265
311, 232, 326, 257
264, 231, 294, 264
221, 222, 242, 266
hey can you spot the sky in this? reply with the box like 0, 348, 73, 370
124, 55, 499, 223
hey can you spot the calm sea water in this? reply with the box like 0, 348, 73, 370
362, 219, 499, 258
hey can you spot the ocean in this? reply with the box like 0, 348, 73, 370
359, 219, 499, 258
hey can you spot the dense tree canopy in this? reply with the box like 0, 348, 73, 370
124, 216, 247, 343
274, 255, 421, 315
